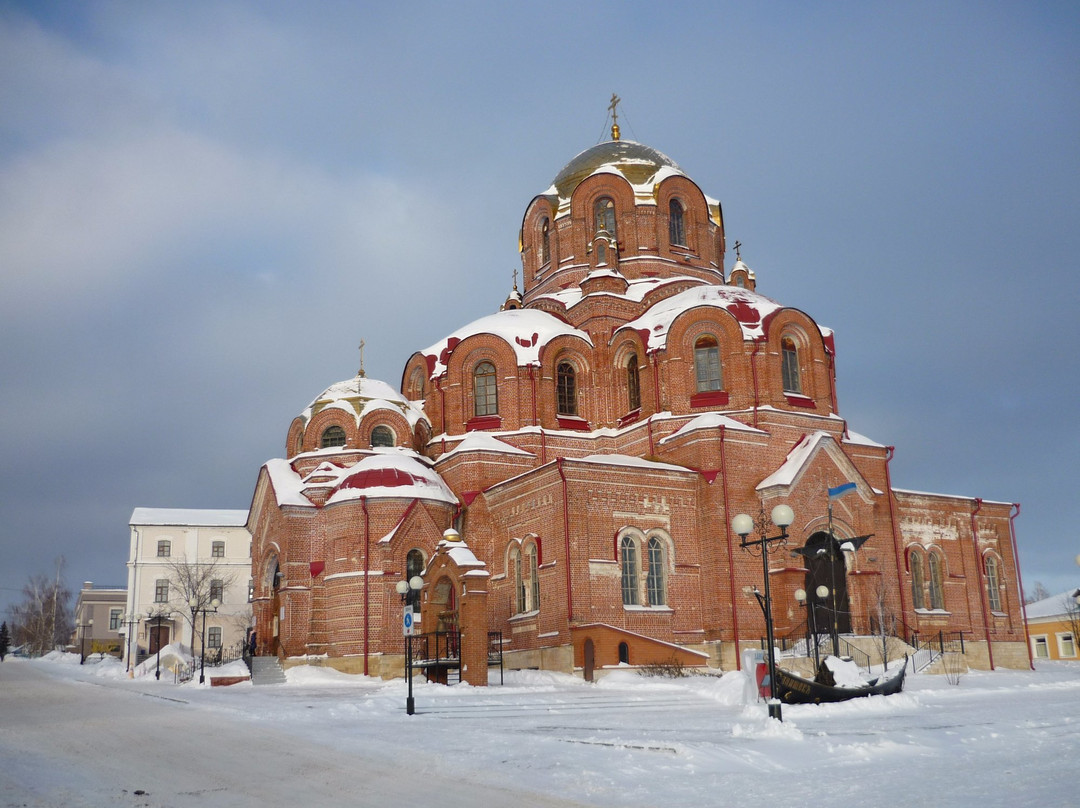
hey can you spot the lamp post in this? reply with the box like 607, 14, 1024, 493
733, 503, 795, 722
190, 597, 222, 685
123, 613, 140, 673
395, 575, 424, 715
794, 585, 829, 670
79, 618, 94, 664
148, 610, 170, 680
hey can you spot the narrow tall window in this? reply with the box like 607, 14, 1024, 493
910, 552, 925, 610
511, 546, 525, 614
321, 425, 346, 448
540, 218, 550, 265
210, 579, 224, 603
694, 337, 722, 392
371, 425, 395, 447
626, 354, 641, 411
781, 336, 801, 394
985, 556, 1002, 611
928, 552, 945, 610
154, 579, 169, 604
594, 197, 616, 238
408, 367, 425, 401
207, 626, 222, 649
557, 362, 577, 416
157, 540, 171, 558
212, 541, 225, 558
621, 536, 639, 606
473, 361, 498, 417
669, 199, 686, 246
527, 544, 540, 612
647, 537, 666, 606
109, 609, 122, 631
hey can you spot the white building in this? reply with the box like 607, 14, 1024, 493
124, 508, 252, 670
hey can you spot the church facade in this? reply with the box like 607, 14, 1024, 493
247, 131, 1028, 682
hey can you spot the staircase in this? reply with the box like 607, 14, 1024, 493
249, 656, 287, 685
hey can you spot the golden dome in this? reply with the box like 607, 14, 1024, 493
549, 140, 682, 199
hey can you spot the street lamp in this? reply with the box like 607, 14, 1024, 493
123, 613, 140, 674
733, 503, 795, 722
190, 597, 222, 685
80, 618, 94, 664
395, 574, 424, 715
794, 585, 830, 670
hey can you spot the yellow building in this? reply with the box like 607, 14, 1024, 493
1025, 589, 1080, 661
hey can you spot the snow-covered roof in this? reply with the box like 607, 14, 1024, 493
421, 308, 592, 379
620, 283, 787, 347
578, 454, 694, 474
1025, 590, 1080, 620
437, 432, 536, 459
130, 508, 249, 527
660, 413, 765, 444
298, 374, 427, 429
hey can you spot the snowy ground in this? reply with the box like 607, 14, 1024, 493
1, 654, 1077, 807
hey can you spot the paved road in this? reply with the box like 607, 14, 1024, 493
0, 663, 588, 808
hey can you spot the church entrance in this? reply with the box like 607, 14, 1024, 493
803, 531, 851, 636
148, 624, 169, 655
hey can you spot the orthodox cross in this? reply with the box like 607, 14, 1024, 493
512, 267, 518, 292
358, 339, 366, 378
734, 240, 742, 261
609, 93, 621, 141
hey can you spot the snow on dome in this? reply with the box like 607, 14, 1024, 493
299, 374, 426, 429
328, 453, 456, 505
620, 284, 785, 348
421, 308, 592, 379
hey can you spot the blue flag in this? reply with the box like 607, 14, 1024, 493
828, 482, 856, 499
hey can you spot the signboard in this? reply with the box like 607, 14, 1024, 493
403, 606, 415, 637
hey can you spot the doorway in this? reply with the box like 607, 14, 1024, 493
803, 531, 851, 635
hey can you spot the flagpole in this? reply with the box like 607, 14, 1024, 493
827, 491, 840, 656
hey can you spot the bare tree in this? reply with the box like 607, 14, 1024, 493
869, 580, 901, 667
1063, 590, 1080, 649
10, 559, 72, 656
1025, 581, 1051, 604
165, 558, 235, 658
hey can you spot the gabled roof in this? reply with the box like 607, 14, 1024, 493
1026, 590, 1080, 620
755, 431, 876, 501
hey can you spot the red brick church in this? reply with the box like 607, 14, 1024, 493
247, 122, 1028, 683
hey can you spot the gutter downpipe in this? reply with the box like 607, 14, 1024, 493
361, 496, 370, 676
556, 458, 573, 622
719, 424, 741, 668
970, 498, 994, 670
651, 351, 662, 413
1008, 503, 1034, 670
883, 447, 909, 623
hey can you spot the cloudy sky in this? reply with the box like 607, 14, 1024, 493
1, 1, 1077, 619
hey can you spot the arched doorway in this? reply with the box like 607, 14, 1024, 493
802, 532, 851, 636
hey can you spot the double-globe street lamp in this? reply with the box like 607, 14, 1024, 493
395, 575, 424, 716
147, 609, 171, 680
188, 597, 222, 684
732, 504, 795, 723
794, 585, 830, 671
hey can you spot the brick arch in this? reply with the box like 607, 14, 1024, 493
443, 334, 520, 431
286, 418, 305, 458
764, 309, 828, 410
521, 196, 557, 285
569, 174, 637, 265
665, 306, 747, 412
357, 409, 411, 448
305, 408, 357, 452
654, 175, 712, 260
541, 339, 594, 428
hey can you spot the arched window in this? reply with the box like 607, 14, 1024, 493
910, 551, 925, 610
618, 642, 630, 664
669, 199, 686, 246
407, 367, 425, 400
371, 425, 395, 447
694, 336, 722, 392
526, 543, 540, 612
985, 556, 1002, 611
626, 354, 641, 411
557, 362, 577, 416
928, 551, 945, 610
510, 545, 525, 614
781, 336, 802, 394
539, 218, 550, 266
620, 535, 640, 606
646, 536, 666, 606
473, 361, 498, 417
406, 548, 424, 608
320, 425, 346, 448
594, 197, 616, 238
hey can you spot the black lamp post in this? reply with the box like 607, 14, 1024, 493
190, 597, 222, 685
395, 574, 423, 715
79, 618, 93, 664
148, 610, 170, 680
733, 504, 795, 722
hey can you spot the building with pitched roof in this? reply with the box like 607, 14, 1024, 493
248, 126, 1028, 682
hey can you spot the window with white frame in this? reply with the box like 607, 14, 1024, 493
511, 545, 525, 614
473, 361, 498, 417
985, 555, 1002, 611
781, 335, 801, 394
1032, 635, 1049, 659
910, 551, 925, 610
157, 540, 170, 558
526, 543, 540, 612
154, 579, 169, 603
621, 535, 640, 606
212, 540, 225, 558
928, 551, 945, 610
694, 336, 722, 392
110, 609, 122, 631
1058, 633, 1076, 658
646, 537, 667, 607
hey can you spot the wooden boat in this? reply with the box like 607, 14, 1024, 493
772, 656, 908, 705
